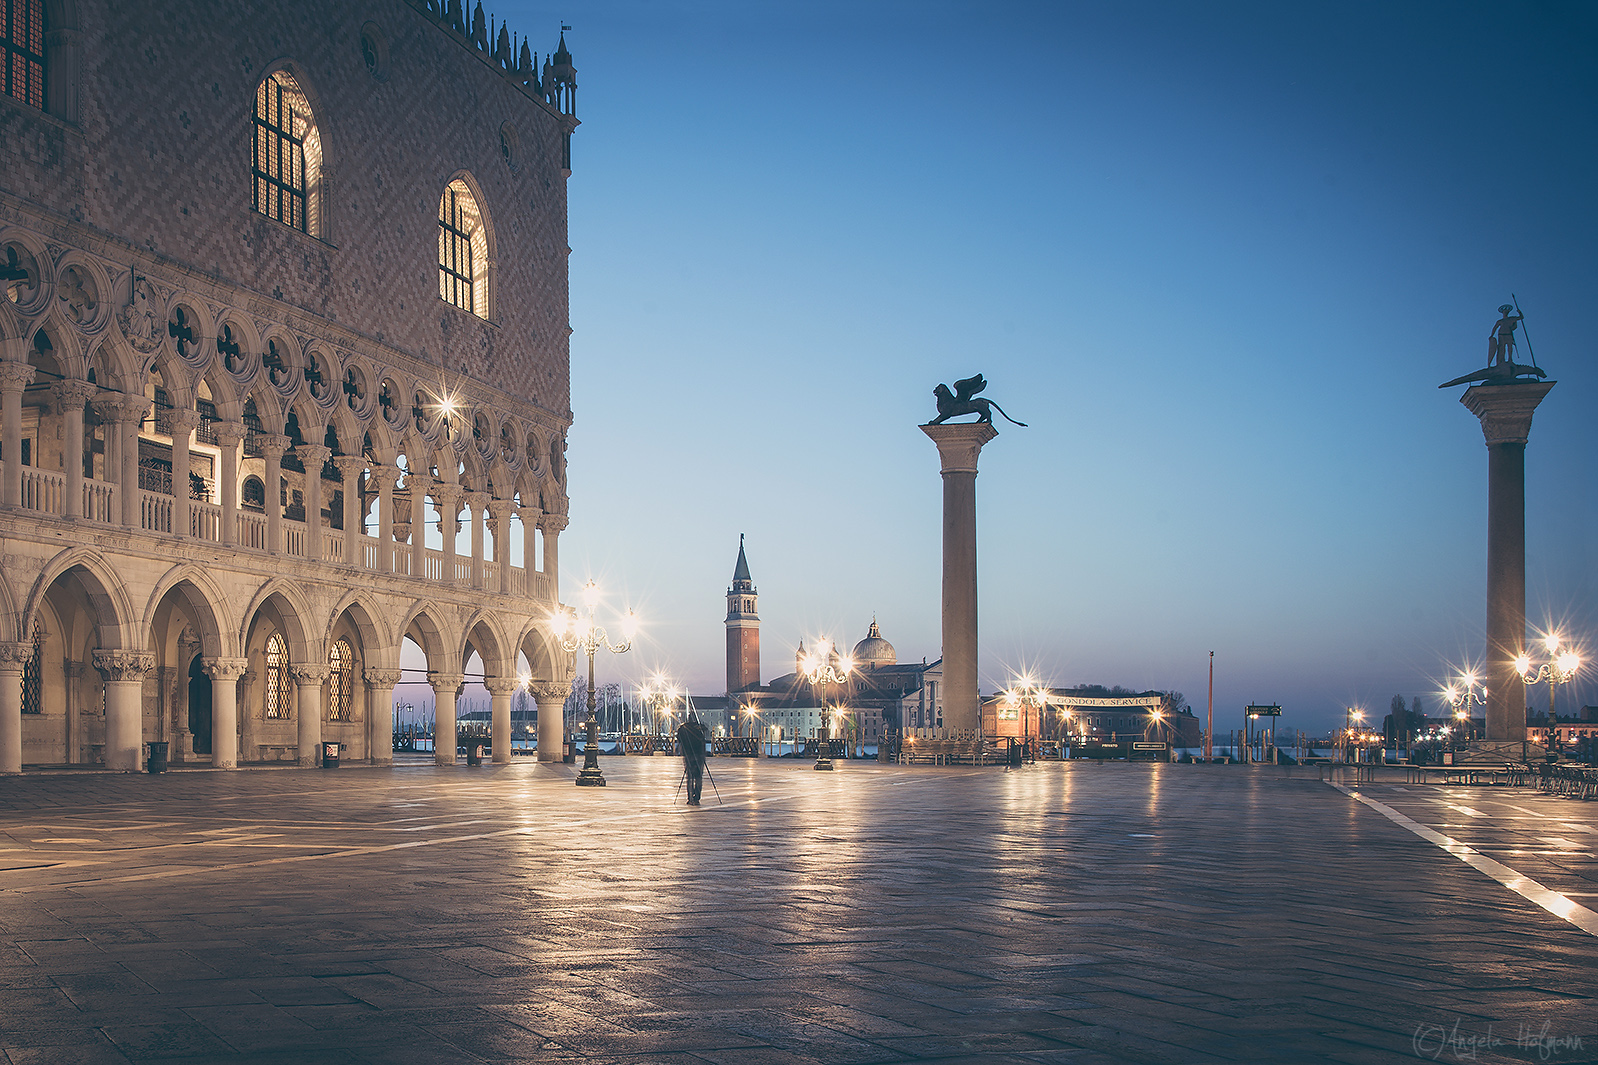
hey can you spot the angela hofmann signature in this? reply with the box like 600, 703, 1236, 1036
1412, 1019, 1585, 1061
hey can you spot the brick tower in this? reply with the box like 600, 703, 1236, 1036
725, 535, 760, 694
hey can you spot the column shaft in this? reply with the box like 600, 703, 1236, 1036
431, 672, 463, 766
1486, 441, 1528, 741
532, 683, 567, 762
486, 679, 517, 764
295, 666, 329, 767
365, 669, 401, 765
0, 362, 34, 507
202, 658, 246, 769
214, 424, 244, 547
0, 643, 25, 774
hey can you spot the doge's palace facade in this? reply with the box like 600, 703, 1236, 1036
0, 0, 582, 773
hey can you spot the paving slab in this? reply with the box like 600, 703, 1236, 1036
1, 760, 1595, 1063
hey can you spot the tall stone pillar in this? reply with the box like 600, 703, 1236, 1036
530, 681, 568, 762
114, 396, 149, 528
293, 664, 329, 767
94, 649, 155, 772
1461, 381, 1555, 742
408, 471, 431, 579
259, 435, 288, 554
541, 513, 567, 602
364, 668, 401, 765
430, 671, 463, 766
921, 422, 998, 736
53, 380, 94, 520
297, 444, 331, 562
466, 490, 488, 590
334, 456, 366, 567
166, 409, 201, 538
213, 422, 245, 547
371, 465, 398, 572
485, 677, 517, 763
488, 499, 515, 594
202, 657, 247, 769
0, 361, 35, 508
0, 641, 28, 773
434, 483, 463, 584
518, 505, 542, 586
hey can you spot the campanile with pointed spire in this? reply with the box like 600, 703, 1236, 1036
725, 534, 761, 694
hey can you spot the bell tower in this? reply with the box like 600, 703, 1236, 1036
725, 534, 760, 694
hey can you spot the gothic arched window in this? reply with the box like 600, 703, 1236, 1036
438, 179, 489, 318
241, 476, 266, 511
328, 639, 354, 722
264, 633, 292, 719
253, 70, 323, 235
2, 0, 45, 111
20, 624, 42, 714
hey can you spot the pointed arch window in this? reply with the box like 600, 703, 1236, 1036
21, 624, 42, 714
264, 633, 292, 719
2, 0, 45, 111
438, 180, 489, 318
328, 639, 354, 722
253, 70, 323, 235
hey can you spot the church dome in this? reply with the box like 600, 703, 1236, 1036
851, 618, 896, 670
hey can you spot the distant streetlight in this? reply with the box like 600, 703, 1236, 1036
739, 703, 761, 743
549, 579, 637, 788
639, 675, 679, 741
799, 638, 852, 771
1443, 671, 1486, 744
1002, 676, 1048, 763
1342, 708, 1365, 763
1517, 634, 1582, 752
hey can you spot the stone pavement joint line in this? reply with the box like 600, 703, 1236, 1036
1332, 781, 1598, 937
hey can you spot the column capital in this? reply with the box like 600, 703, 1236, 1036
539, 512, 568, 533
331, 455, 367, 478
1461, 381, 1556, 446
463, 489, 490, 509
428, 671, 466, 690
0, 641, 31, 670
921, 421, 999, 474
367, 464, 401, 490
166, 408, 203, 433
517, 504, 542, 524
527, 680, 569, 702
432, 482, 464, 503
92, 394, 150, 424
93, 649, 156, 681
0, 361, 35, 391
212, 421, 248, 446
364, 668, 403, 688
257, 434, 290, 458
200, 657, 249, 680
483, 676, 521, 696
51, 378, 96, 409
290, 664, 332, 685
487, 497, 517, 521
295, 443, 332, 467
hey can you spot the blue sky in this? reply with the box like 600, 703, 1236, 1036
484, 0, 1596, 734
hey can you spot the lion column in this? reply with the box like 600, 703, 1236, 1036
922, 422, 998, 737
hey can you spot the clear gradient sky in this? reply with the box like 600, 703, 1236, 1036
485, 0, 1595, 734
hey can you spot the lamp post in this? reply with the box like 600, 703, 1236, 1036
1342, 708, 1365, 763
1444, 672, 1487, 744
639, 675, 679, 745
549, 579, 637, 788
1517, 635, 1582, 753
799, 638, 851, 771
1002, 676, 1048, 763
739, 703, 761, 747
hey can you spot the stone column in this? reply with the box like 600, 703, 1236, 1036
114, 396, 150, 528
1461, 381, 1555, 743
370, 465, 398, 572
166, 409, 201, 539
365, 668, 401, 765
94, 649, 155, 772
333, 456, 366, 567
921, 422, 999, 736
297, 444, 331, 562
0, 361, 35, 507
466, 490, 488, 590
0, 641, 28, 773
518, 504, 542, 587
434, 483, 463, 584
485, 676, 518, 764
489, 499, 515, 594
213, 422, 244, 547
408, 470, 431, 580
201, 657, 247, 769
293, 663, 330, 767
52, 380, 94, 520
259, 435, 289, 554
530, 680, 568, 762
430, 671, 463, 766
541, 513, 567, 602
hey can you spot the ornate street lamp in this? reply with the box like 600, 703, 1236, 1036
1517, 635, 1583, 752
799, 638, 851, 771
1342, 708, 1365, 763
739, 703, 761, 743
1443, 671, 1486, 744
1001, 676, 1048, 762
638, 675, 679, 742
549, 580, 636, 788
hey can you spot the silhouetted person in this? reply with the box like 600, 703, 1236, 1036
677, 715, 707, 805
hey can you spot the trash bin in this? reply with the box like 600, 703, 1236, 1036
322, 741, 340, 768
146, 741, 169, 774
467, 743, 482, 766
1008, 740, 1023, 767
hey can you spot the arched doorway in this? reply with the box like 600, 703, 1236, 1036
188, 655, 212, 754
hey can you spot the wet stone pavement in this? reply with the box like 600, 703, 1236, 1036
0, 758, 1594, 1064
